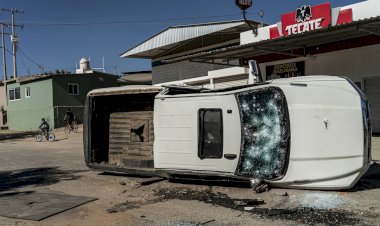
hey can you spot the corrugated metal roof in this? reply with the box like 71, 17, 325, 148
120, 20, 253, 58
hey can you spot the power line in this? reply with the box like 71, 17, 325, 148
17, 49, 29, 75
18, 46, 42, 69
4, 47, 12, 55
24, 13, 262, 27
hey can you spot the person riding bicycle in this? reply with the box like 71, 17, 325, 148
39, 118, 50, 139
63, 108, 75, 130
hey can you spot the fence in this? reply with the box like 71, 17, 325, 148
54, 106, 85, 129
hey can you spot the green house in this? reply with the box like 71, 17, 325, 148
6, 72, 118, 131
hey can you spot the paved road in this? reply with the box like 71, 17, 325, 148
0, 129, 379, 225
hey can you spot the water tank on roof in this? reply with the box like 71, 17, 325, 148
80, 58, 91, 70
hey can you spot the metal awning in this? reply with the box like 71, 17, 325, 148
161, 16, 380, 63
120, 20, 260, 59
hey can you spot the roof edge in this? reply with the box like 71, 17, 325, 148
120, 19, 261, 58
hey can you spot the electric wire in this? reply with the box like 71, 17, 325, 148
17, 49, 29, 75
18, 45, 43, 70
24, 12, 262, 27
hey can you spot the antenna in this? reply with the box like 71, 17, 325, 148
91, 56, 106, 73
102, 57, 105, 73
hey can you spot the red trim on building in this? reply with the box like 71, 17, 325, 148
269, 26, 280, 39
337, 9, 353, 25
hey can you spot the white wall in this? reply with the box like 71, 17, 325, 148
260, 44, 380, 83
342, 0, 380, 21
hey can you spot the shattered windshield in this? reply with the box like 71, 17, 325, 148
235, 87, 290, 180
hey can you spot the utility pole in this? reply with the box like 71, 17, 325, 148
1, 22, 10, 81
2, 8, 24, 79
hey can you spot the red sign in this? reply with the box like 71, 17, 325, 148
281, 2, 331, 36
235, 0, 252, 11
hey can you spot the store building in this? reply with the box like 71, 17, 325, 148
174, 0, 380, 133
121, 0, 379, 133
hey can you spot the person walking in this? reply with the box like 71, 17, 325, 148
63, 108, 75, 130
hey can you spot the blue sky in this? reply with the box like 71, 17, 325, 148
0, 0, 364, 77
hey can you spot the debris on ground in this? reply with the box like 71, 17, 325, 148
138, 177, 166, 186
297, 193, 346, 210
254, 183, 270, 193
250, 179, 270, 193
235, 199, 265, 207
274, 191, 289, 196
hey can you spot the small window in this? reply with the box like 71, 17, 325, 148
25, 87, 31, 98
68, 83, 79, 95
198, 109, 223, 159
9, 87, 21, 101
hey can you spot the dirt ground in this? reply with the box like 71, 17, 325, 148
0, 127, 379, 226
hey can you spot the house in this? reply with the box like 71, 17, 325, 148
6, 71, 118, 131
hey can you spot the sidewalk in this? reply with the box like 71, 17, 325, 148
0, 130, 36, 141
0, 125, 82, 142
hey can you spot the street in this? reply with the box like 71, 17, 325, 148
0, 127, 379, 226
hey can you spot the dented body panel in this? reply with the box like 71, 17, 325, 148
84, 76, 371, 190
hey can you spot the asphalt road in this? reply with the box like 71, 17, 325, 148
0, 128, 379, 226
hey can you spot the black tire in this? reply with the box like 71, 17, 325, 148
48, 133, 55, 142
36, 134, 43, 142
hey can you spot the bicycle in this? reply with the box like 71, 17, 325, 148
64, 120, 78, 134
36, 129, 55, 142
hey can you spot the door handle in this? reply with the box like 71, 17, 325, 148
224, 154, 237, 160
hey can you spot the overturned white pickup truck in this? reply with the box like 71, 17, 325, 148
84, 76, 371, 190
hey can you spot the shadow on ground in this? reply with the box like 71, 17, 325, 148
350, 163, 380, 192
168, 176, 251, 188
0, 131, 37, 141
0, 167, 84, 192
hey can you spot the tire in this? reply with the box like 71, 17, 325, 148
48, 133, 55, 142
64, 124, 70, 134
73, 122, 78, 133
36, 134, 43, 142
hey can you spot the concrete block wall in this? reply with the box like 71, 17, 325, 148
152, 60, 232, 84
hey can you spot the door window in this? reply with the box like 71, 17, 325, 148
198, 109, 223, 159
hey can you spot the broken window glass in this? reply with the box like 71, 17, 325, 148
235, 87, 290, 180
